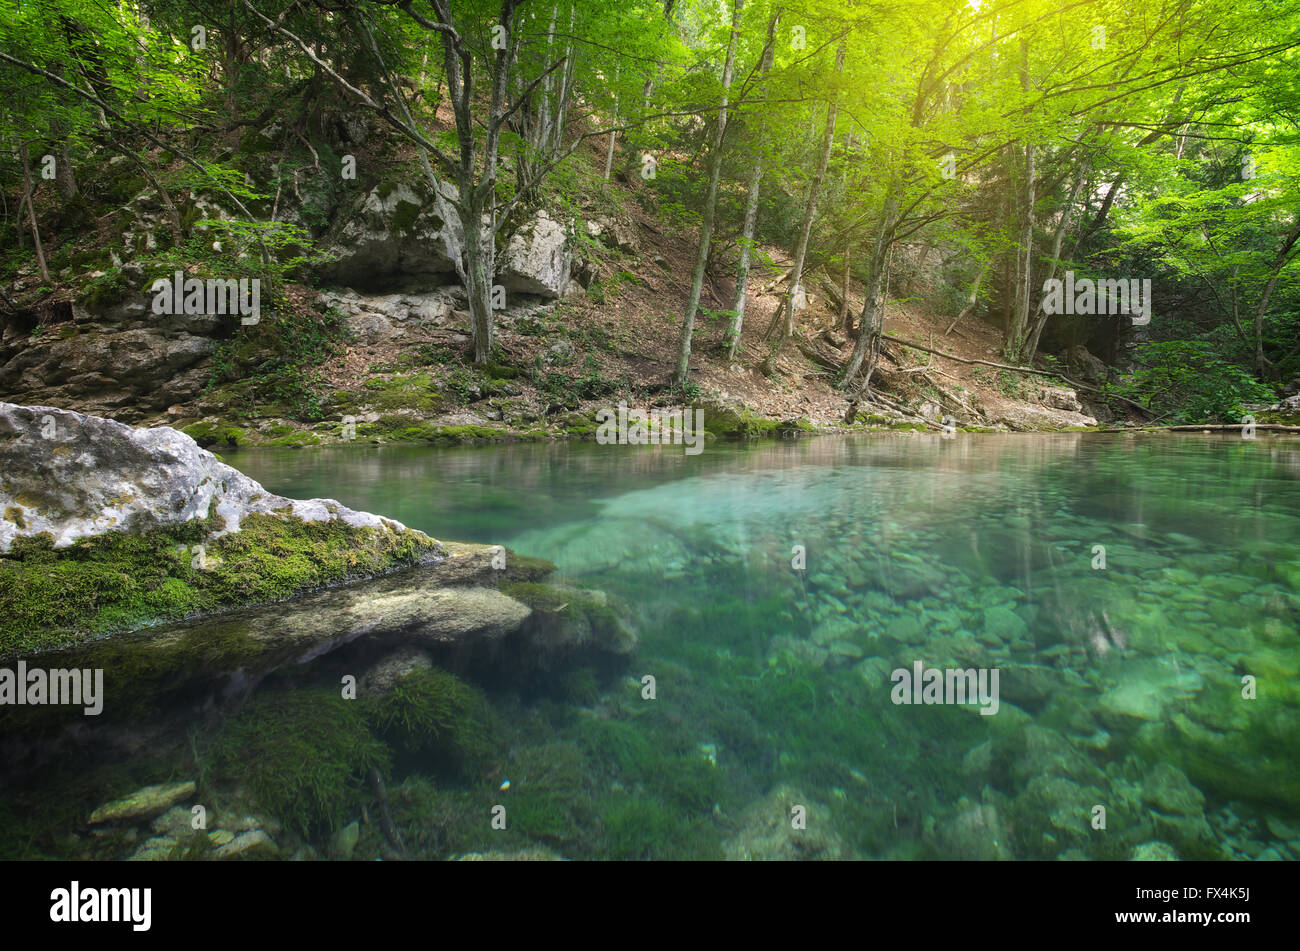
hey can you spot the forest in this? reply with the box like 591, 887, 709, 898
2, 0, 1300, 883
1, 0, 1297, 430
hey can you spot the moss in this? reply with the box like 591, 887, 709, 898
358, 776, 486, 859
359, 373, 444, 415
500, 552, 556, 584
500, 580, 631, 656
599, 797, 673, 859
481, 361, 520, 380
577, 717, 661, 781
435, 425, 507, 442
206, 686, 389, 836
391, 199, 421, 236
262, 429, 323, 447
182, 421, 247, 448
364, 667, 499, 770
505, 742, 589, 844
4, 506, 26, 529
561, 666, 601, 706
80, 270, 131, 311
701, 406, 780, 438
0, 513, 443, 657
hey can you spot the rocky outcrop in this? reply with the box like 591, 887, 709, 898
0, 402, 420, 553
498, 211, 571, 298
320, 179, 464, 288
318, 287, 461, 344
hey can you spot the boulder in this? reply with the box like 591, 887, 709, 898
0, 402, 423, 553
498, 211, 571, 298
1063, 345, 1108, 384
321, 179, 463, 287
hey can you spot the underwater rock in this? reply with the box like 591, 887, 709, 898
127, 836, 177, 862
1140, 763, 1206, 817
982, 606, 1029, 644
150, 806, 196, 839
330, 821, 360, 860
501, 581, 638, 663
1130, 840, 1178, 861
1098, 655, 1203, 721
361, 646, 435, 695
928, 793, 1012, 861
214, 829, 277, 860
723, 785, 846, 861
89, 780, 196, 824
0, 402, 430, 552
768, 636, 829, 668
456, 848, 566, 861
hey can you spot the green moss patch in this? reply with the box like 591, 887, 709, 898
365, 667, 499, 770
206, 687, 389, 836
0, 514, 444, 657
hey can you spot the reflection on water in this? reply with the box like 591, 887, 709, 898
3, 433, 1298, 860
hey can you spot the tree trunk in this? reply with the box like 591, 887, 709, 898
1253, 217, 1300, 375
18, 142, 50, 282
840, 188, 898, 387
1003, 142, 1036, 362
1024, 162, 1086, 362
724, 8, 779, 361
838, 245, 852, 332
782, 40, 844, 340
675, 0, 742, 384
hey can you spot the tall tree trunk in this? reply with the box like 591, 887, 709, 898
1253, 217, 1300, 376
840, 188, 898, 388
675, 0, 742, 384
1003, 39, 1036, 363
18, 142, 50, 282
724, 7, 779, 361
781, 39, 844, 340
837, 246, 852, 332
1024, 162, 1086, 363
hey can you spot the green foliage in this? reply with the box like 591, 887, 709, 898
1103, 341, 1275, 422
207, 305, 354, 421
206, 687, 389, 836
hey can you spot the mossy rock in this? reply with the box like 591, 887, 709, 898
182, 421, 247, 448
364, 666, 499, 770
500, 580, 635, 657
700, 404, 780, 438
0, 512, 443, 657
206, 687, 389, 837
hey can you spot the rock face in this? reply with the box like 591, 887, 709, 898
318, 287, 460, 343
0, 281, 219, 421
498, 211, 571, 298
321, 180, 464, 288
0, 402, 419, 553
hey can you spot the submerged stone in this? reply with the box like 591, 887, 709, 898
89, 780, 196, 824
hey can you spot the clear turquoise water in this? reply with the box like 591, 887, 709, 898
219, 432, 1300, 860
3, 432, 1297, 860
